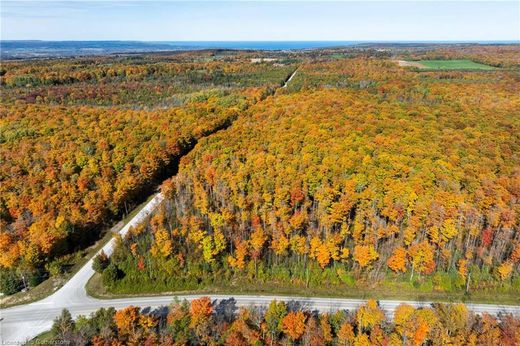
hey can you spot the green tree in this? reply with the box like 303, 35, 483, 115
0, 269, 22, 295
102, 263, 119, 287
92, 250, 110, 273
264, 300, 288, 342
51, 309, 76, 341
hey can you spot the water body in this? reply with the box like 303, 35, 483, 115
0, 41, 355, 59
1, 40, 518, 59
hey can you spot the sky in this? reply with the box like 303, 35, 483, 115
1, 1, 519, 41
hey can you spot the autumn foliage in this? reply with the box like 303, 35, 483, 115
2, 46, 520, 297
0, 54, 294, 292
282, 311, 307, 340
49, 299, 520, 345
189, 296, 213, 327
94, 47, 520, 298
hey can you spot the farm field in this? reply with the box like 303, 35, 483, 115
405, 59, 497, 70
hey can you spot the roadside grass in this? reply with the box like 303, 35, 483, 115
410, 59, 497, 71
86, 272, 520, 306
25, 331, 53, 345
0, 194, 157, 309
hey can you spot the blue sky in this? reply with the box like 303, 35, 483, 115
1, 1, 519, 41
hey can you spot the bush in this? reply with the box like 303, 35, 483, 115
45, 259, 64, 277
321, 267, 341, 285
28, 268, 48, 288
271, 264, 291, 282
412, 280, 421, 289
511, 276, 520, 291
92, 250, 110, 273
0, 270, 22, 295
337, 268, 355, 287
102, 263, 120, 287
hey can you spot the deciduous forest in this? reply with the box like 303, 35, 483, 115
102, 48, 519, 299
0, 53, 295, 293
1, 45, 519, 300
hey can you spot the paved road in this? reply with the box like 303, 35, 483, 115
1, 193, 164, 343
2, 186, 520, 344
3, 291, 520, 344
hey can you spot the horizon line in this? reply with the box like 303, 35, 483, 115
3, 39, 520, 43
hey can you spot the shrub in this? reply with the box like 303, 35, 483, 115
45, 260, 64, 277
337, 268, 355, 287
102, 263, 120, 287
28, 268, 47, 288
92, 250, 110, 273
511, 276, 520, 291
0, 269, 22, 295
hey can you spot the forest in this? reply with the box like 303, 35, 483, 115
1, 45, 519, 299
43, 297, 520, 345
98, 49, 520, 299
0, 52, 295, 294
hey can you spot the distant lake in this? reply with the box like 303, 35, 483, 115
0, 41, 357, 59
1, 40, 518, 59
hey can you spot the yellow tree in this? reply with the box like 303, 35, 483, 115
113, 306, 140, 336
457, 259, 468, 280
228, 240, 248, 270
282, 311, 306, 341
387, 247, 407, 273
356, 300, 384, 332
290, 235, 308, 256
150, 227, 172, 258
440, 218, 458, 243
250, 228, 267, 260
408, 241, 436, 277
497, 261, 513, 281
353, 245, 379, 268
316, 243, 331, 268
337, 322, 355, 345
271, 235, 289, 256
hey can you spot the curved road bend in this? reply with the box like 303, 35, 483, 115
1, 193, 164, 343
2, 191, 520, 342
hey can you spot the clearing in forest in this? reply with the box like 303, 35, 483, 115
398, 59, 496, 70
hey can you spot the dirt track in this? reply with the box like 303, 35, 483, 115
396, 60, 426, 68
